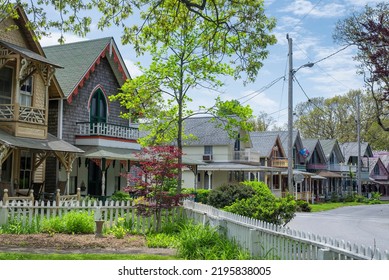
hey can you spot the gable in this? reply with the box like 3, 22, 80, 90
43, 37, 129, 103
250, 132, 285, 158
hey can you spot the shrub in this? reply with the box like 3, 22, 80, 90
110, 218, 128, 239
0, 217, 41, 234
182, 188, 210, 204
207, 183, 255, 208
146, 233, 178, 248
41, 211, 94, 234
224, 181, 297, 226
176, 222, 250, 260
111, 191, 132, 202
296, 200, 311, 212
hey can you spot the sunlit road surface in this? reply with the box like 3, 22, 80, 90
287, 204, 389, 252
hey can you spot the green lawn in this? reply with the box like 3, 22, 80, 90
310, 201, 389, 212
0, 252, 179, 260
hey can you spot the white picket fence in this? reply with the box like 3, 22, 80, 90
183, 200, 389, 260
0, 200, 183, 234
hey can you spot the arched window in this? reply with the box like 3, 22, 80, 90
90, 89, 107, 123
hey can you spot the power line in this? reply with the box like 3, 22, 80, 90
290, 0, 323, 32
239, 75, 285, 104
312, 44, 352, 65
294, 75, 328, 115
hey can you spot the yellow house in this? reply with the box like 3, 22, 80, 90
0, 6, 82, 198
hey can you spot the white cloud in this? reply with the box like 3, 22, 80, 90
124, 59, 142, 78
40, 32, 87, 47
282, 0, 346, 18
345, 0, 382, 7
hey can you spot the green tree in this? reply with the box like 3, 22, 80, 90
224, 181, 296, 226
3, 1, 276, 192
294, 90, 388, 150
110, 3, 275, 192
248, 111, 276, 132
334, 2, 389, 131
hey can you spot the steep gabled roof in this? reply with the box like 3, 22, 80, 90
182, 117, 236, 146
340, 142, 373, 163
252, 130, 301, 157
0, 5, 63, 98
250, 132, 285, 158
363, 157, 389, 177
43, 37, 130, 103
320, 139, 345, 163
302, 139, 327, 164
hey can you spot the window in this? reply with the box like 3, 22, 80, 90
19, 76, 33, 106
0, 67, 12, 104
90, 89, 107, 123
374, 164, 380, 175
19, 151, 32, 189
204, 146, 213, 155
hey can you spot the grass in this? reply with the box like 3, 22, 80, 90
0, 252, 179, 260
310, 202, 363, 212
310, 200, 389, 212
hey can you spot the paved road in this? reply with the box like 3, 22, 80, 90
287, 204, 389, 252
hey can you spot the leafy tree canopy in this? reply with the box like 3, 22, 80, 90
333, 2, 389, 131
2, 0, 276, 84
294, 90, 389, 150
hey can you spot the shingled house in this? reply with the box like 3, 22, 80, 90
43, 38, 140, 197
0, 6, 82, 199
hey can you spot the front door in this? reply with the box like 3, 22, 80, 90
88, 161, 102, 196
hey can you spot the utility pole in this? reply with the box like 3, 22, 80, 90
287, 34, 294, 194
286, 34, 314, 194
357, 92, 362, 195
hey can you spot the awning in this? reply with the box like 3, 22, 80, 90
317, 170, 342, 178
311, 175, 327, 180
182, 156, 207, 166
0, 40, 63, 68
79, 146, 139, 160
0, 129, 83, 153
368, 178, 389, 185
198, 163, 284, 172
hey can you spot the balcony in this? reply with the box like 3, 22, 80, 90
271, 158, 288, 168
77, 122, 139, 140
306, 163, 327, 171
0, 104, 45, 124
76, 122, 140, 149
233, 149, 259, 163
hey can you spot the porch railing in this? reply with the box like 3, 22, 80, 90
271, 158, 288, 168
76, 122, 139, 140
0, 104, 46, 124
233, 149, 259, 163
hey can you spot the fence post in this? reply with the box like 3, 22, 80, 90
318, 248, 334, 260
0, 205, 7, 225
249, 229, 261, 257
217, 218, 227, 237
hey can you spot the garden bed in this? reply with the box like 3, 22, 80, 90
0, 233, 175, 256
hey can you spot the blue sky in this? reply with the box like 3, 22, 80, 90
40, 0, 382, 127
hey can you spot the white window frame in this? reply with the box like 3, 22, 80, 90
19, 76, 33, 106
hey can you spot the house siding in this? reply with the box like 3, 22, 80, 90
61, 57, 127, 145
45, 100, 59, 192
46, 57, 128, 192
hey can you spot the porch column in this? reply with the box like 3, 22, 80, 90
101, 158, 106, 196
207, 171, 212, 190
127, 160, 131, 187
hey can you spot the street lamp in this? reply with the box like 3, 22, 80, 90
287, 34, 314, 194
